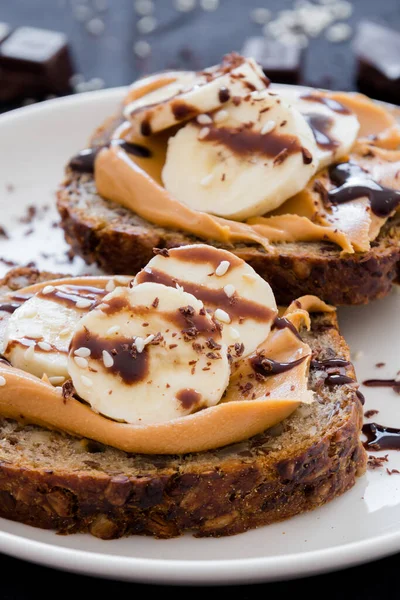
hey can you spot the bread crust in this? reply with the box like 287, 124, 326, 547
0, 268, 367, 539
57, 171, 400, 306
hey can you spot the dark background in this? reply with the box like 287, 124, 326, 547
1, 0, 400, 596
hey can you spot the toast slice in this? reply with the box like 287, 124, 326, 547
0, 267, 366, 539
56, 113, 400, 307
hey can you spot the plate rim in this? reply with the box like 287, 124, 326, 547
0, 84, 399, 586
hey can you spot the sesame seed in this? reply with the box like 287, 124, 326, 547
20, 339, 36, 347
214, 109, 228, 123
224, 284, 235, 298
106, 325, 120, 336
59, 328, 71, 337
81, 375, 93, 387
197, 113, 213, 125
23, 306, 37, 318
55, 386, 63, 395
261, 120, 276, 135
229, 327, 241, 340
105, 279, 116, 292
38, 341, 52, 351
24, 345, 35, 360
74, 347, 91, 358
214, 308, 231, 324
42, 285, 55, 295
144, 334, 155, 345
86, 17, 105, 36
74, 356, 88, 369
175, 283, 184, 292
49, 376, 65, 385
0, 376, 6, 387
76, 298, 92, 309
243, 272, 258, 283
136, 15, 157, 34
134, 40, 151, 58
102, 350, 114, 368
200, 173, 214, 186
215, 260, 230, 276
135, 337, 145, 353
198, 126, 210, 140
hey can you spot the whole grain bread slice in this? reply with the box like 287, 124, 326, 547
0, 267, 366, 540
56, 112, 400, 306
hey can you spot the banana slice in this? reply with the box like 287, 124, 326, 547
162, 90, 318, 220
277, 87, 360, 169
124, 54, 268, 136
2, 282, 110, 381
68, 282, 231, 425
135, 244, 277, 358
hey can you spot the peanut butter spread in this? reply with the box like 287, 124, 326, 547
0, 271, 334, 454
79, 62, 400, 256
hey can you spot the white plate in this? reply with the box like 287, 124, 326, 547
0, 86, 399, 586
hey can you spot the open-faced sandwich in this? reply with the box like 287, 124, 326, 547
0, 245, 366, 539
57, 52, 400, 305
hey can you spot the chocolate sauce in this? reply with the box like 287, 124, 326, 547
137, 268, 274, 322
218, 87, 231, 103
300, 93, 351, 114
310, 358, 350, 369
176, 388, 202, 410
168, 245, 241, 268
251, 354, 306, 377
71, 331, 149, 385
272, 316, 302, 340
328, 162, 400, 218
99, 295, 131, 315
68, 147, 103, 174
324, 373, 355, 386
0, 302, 21, 314
202, 125, 302, 159
356, 390, 366, 405
171, 99, 197, 120
112, 140, 152, 158
140, 119, 152, 137
362, 422, 400, 451
38, 285, 107, 309
304, 113, 338, 150
363, 378, 400, 392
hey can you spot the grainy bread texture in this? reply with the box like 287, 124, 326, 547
0, 268, 367, 540
56, 112, 400, 306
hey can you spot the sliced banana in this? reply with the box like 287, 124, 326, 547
2, 283, 109, 381
135, 244, 277, 358
124, 55, 268, 135
276, 87, 360, 169
162, 90, 318, 220
68, 282, 231, 425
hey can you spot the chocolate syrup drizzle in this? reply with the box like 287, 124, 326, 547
272, 316, 303, 340
328, 162, 400, 217
304, 113, 338, 150
300, 93, 351, 114
68, 139, 152, 174
363, 378, 400, 393
362, 422, 400, 451
250, 354, 306, 377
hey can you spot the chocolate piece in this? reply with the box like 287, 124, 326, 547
353, 21, 400, 105
0, 26, 74, 102
241, 36, 304, 85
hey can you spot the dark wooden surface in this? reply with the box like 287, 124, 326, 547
0, 0, 400, 594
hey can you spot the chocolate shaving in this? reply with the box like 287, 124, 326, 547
153, 247, 170, 257
367, 454, 388, 469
